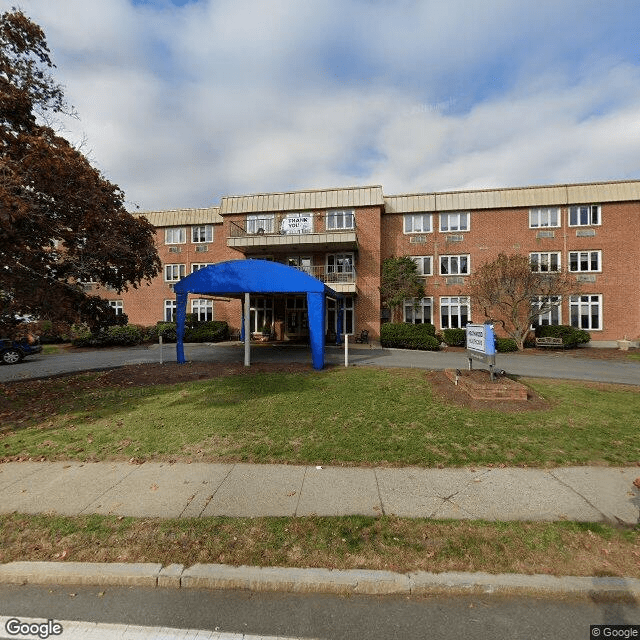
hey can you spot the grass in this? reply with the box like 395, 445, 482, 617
1, 367, 639, 466
0, 513, 637, 577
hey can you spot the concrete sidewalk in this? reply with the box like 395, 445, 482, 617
1, 461, 638, 525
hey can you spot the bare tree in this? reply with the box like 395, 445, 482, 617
467, 253, 580, 349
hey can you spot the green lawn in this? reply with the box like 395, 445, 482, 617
2, 367, 639, 466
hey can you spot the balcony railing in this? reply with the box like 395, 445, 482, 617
228, 211, 356, 238
289, 264, 356, 285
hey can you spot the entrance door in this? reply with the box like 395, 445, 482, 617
286, 296, 308, 339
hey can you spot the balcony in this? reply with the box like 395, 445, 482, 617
227, 212, 358, 254
289, 264, 357, 293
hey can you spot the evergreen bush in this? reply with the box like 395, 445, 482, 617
536, 325, 591, 348
380, 323, 440, 350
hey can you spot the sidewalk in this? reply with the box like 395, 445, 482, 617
1, 460, 638, 524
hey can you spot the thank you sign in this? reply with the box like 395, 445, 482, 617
465, 323, 496, 360
281, 215, 313, 234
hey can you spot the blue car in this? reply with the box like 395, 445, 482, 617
0, 337, 43, 364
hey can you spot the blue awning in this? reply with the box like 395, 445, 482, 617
172, 259, 343, 369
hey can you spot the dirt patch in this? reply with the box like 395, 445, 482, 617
425, 370, 550, 413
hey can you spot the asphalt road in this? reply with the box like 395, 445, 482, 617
1, 584, 639, 640
1, 342, 639, 385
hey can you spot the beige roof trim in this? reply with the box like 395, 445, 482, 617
219, 185, 384, 214
135, 207, 222, 227
384, 180, 640, 213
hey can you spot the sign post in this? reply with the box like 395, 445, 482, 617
465, 323, 497, 381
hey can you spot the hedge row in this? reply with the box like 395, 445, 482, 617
534, 324, 591, 348
71, 320, 230, 347
380, 323, 440, 350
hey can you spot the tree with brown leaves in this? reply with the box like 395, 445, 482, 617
467, 253, 580, 350
0, 9, 160, 334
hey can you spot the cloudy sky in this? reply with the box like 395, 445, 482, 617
11, 0, 640, 211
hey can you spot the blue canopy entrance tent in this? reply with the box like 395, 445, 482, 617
172, 259, 343, 370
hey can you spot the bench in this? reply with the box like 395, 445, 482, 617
535, 336, 564, 349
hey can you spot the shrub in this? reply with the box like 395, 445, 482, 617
380, 323, 440, 350
536, 325, 591, 348
442, 328, 466, 347
104, 324, 143, 346
156, 322, 177, 342
185, 321, 230, 343
496, 337, 518, 352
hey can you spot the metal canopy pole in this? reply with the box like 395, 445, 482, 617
244, 291, 251, 367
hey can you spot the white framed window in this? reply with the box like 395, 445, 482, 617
164, 264, 186, 282
529, 207, 560, 228
247, 214, 274, 234
326, 296, 354, 335
108, 300, 124, 315
192, 225, 213, 243
410, 256, 433, 276
440, 296, 470, 329
568, 251, 601, 272
191, 263, 214, 273
404, 297, 433, 324
249, 296, 274, 333
531, 296, 561, 327
440, 212, 469, 232
327, 209, 355, 230
440, 254, 469, 276
191, 298, 213, 322
530, 252, 561, 273
165, 227, 186, 244
326, 253, 355, 281
164, 300, 176, 322
569, 205, 600, 227
570, 294, 602, 330
403, 213, 432, 234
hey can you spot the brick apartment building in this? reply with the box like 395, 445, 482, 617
97, 179, 640, 347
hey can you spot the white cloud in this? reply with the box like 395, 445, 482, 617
12, 0, 640, 210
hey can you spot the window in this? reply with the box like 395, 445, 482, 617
326, 253, 355, 282
327, 209, 355, 230
530, 252, 561, 272
192, 225, 213, 243
326, 296, 354, 335
440, 296, 470, 329
191, 299, 213, 322
569, 205, 600, 226
108, 300, 124, 315
440, 254, 469, 275
164, 300, 176, 322
191, 263, 214, 273
568, 251, 601, 272
531, 296, 561, 327
165, 227, 186, 244
411, 256, 433, 276
249, 297, 273, 333
529, 207, 560, 228
403, 213, 432, 234
164, 264, 186, 282
440, 212, 469, 232
247, 214, 274, 234
404, 297, 433, 324
570, 294, 602, 330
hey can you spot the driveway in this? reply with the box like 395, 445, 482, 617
1, 342, 639, 386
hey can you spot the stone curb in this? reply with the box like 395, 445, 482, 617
1, 562, 639, 600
